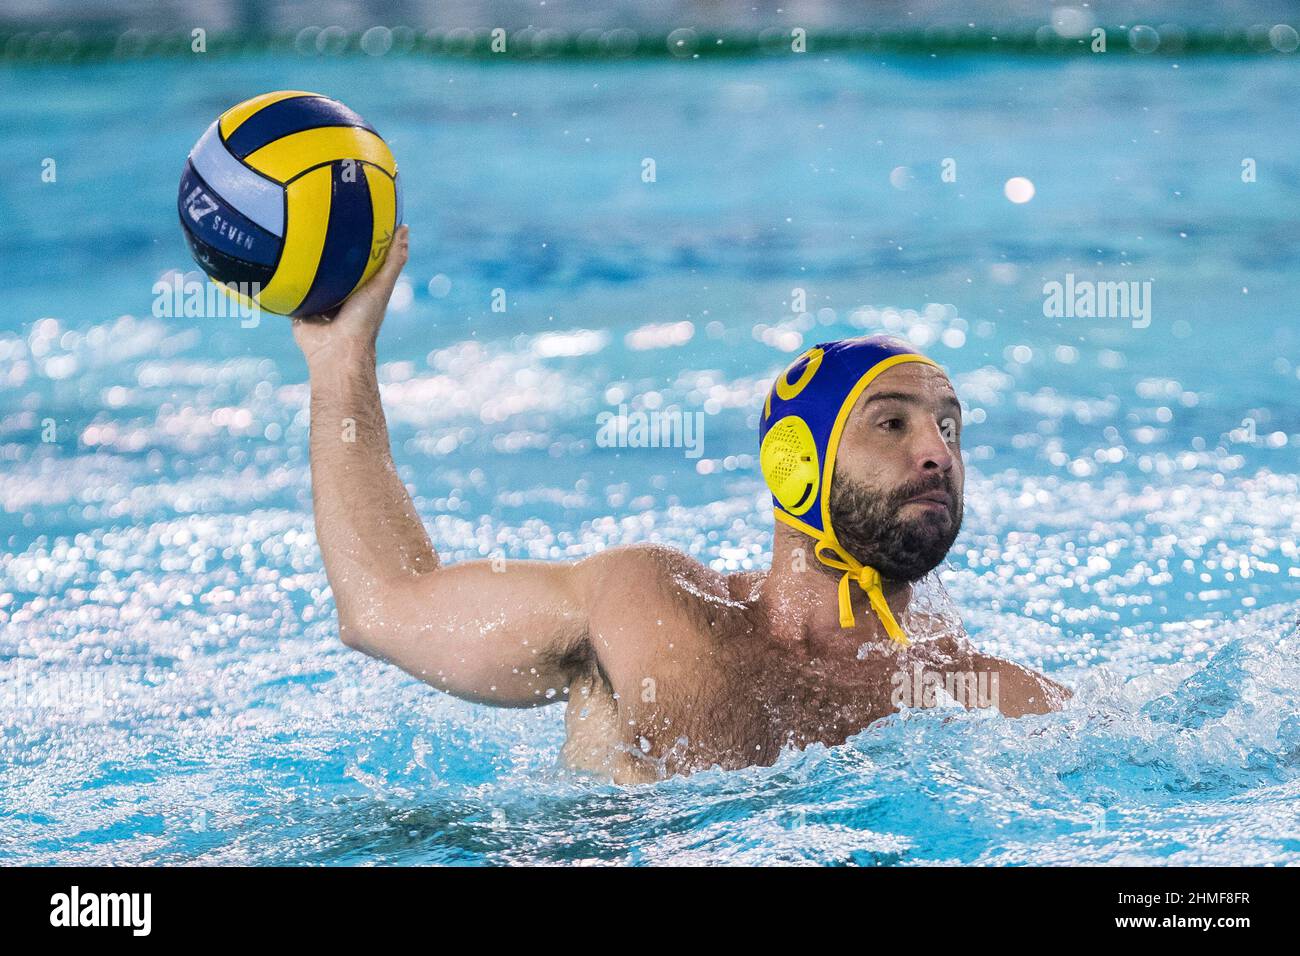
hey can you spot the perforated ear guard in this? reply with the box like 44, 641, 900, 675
760, 416, 820, 516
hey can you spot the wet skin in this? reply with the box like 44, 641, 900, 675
298, 228, 1070, 784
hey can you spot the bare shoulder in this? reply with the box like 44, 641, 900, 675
572, 543, 750, 677
574, 543, 734, 613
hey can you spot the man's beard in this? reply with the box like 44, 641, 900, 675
827, 469, 963, 583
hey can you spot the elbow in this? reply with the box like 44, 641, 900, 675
336, 612, 374, 654
332, 578, 419, 657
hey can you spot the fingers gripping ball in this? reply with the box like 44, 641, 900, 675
177, 90, 403, 317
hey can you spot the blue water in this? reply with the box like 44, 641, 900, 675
1, 51, 1298, 865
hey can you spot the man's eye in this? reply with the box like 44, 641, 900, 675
879, 418, 904, 431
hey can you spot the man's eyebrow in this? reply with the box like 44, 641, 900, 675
863, 391, 961, 410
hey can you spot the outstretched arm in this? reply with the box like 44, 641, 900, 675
294, 227, 610, 706
295, 227, 438, 623
910, 633, 1071, 717
969, 650, 1071, 716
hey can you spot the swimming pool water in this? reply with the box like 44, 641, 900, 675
1, 51, 1298, 864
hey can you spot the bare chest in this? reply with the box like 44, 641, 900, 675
562, 618, 896, 783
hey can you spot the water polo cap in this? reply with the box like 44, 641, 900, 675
759, 335, 941, 645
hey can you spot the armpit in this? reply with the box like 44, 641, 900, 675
540, 626, 599, 684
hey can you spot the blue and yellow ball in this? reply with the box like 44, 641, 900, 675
177, 90, 403, 317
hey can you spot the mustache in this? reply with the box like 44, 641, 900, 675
886, 473, 956, 508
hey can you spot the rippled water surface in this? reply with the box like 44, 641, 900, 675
1, 52, 1298, 865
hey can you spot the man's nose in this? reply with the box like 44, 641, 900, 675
914, 418, 954, 473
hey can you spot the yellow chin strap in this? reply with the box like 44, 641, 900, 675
815, 541, 909, 645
